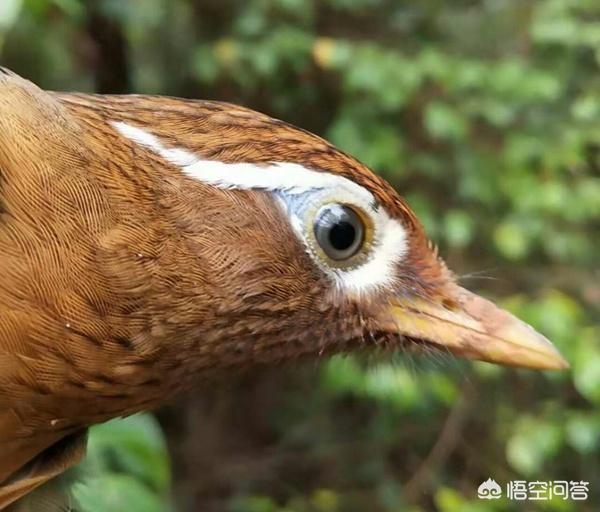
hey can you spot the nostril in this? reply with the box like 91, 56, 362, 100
442, 297, 459, 311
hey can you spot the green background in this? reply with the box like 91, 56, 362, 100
1, 1, 598, 511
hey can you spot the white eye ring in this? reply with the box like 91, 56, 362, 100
277, 183, 406, 295
277, 187, 378, 271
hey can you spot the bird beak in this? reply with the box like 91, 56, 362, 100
380, 284, 569, 370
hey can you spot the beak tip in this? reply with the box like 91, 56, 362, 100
485, 323, 570, 371
527, 354, 570, 371
472, 343, 569, 371
548, 353, 570, 371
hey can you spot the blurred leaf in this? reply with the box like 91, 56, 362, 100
311, 489, 340, 512
506, 417, 563, 475
565, 412, 600, 454
86, 413, 171, 493
424, 102, 468, 142
230, 495, 279, 512
74, 473, 165, 512
443, 210, 474, 248
573, 331, 600, 404
493, 221, 530, 260
0, 0, 22, 30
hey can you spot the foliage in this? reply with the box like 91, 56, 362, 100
74, 413, 172, 511
0, 0, 598, 511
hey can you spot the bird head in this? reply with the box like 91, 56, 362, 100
103, 104, 568, 375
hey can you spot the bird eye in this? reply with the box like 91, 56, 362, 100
313, 204, 365, 261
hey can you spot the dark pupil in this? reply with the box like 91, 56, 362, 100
314, 204, 365, 261
329, 221, 356, 251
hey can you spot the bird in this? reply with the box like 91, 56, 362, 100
0, 67, 567, 510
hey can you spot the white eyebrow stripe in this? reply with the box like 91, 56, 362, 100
113, 121, 407, 295
112, 121, 374, 202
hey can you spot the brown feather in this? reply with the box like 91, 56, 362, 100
1, 431, 86, 510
